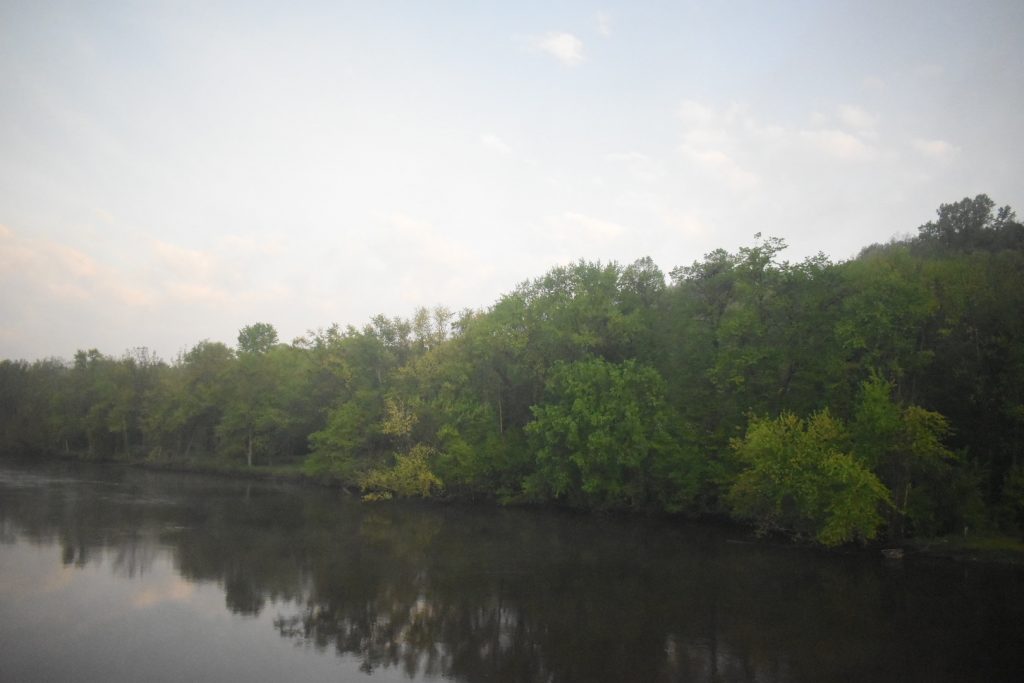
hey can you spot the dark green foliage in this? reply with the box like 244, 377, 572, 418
2, 195, 1022, 545
237, 322, 279, 354
524, 358, 697, 511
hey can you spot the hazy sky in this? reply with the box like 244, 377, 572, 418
1, 1, 1021, 361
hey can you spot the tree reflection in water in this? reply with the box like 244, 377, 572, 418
1, 460, 1022, 682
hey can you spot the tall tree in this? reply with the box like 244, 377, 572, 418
237, 322, 279, 354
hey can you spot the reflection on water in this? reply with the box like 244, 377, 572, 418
1, 459, 1022, 682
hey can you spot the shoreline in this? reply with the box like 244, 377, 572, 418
5, 450, 1023, 565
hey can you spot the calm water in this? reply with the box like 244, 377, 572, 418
0, 459, 1021, 682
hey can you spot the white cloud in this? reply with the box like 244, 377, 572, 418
677, 99, 717, 127
668, 211, 710, 238
799, 129, 875, 162
681, 146, 761, 190
531, 32, 585, 67
912, 138, 959, 160
0, 229, 154, 308
370, 212, 495, 307
545, 211, 625, 244
837, 104, 878, 132
606, 152, 664, 183
153, 240, 215, 277
480, 133, 513, 156
596, 11, 612, 37
606, 152, 650, 164
221, 234, 284, 255
676, 101, 762, 190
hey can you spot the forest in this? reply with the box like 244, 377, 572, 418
2, 194, 1023, 547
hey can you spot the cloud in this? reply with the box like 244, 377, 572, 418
369, 213, 495, 307
480, 133, 513, 156
681, 146, 761, 189
677, 99, 717, 127
606, 152, 664, 183
837, 104, 878, 133
672, 212, 710, 237
153, 240, 214, 277
676, 102, 762, 189
596, 11, 612, 37
165, 282, 231, 305
531, 32, 585, 67
798, 129, 875, 162
606, 152, 650, 164
221, 234, 284, 255
545, 211, 625, 244
0, 228, 152, 306
911, 138, 960, 160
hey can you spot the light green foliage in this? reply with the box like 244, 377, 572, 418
361, 444, 443, 501
728, 411, 891, 546
524, 358, 693, 510
379, 397, 417, 441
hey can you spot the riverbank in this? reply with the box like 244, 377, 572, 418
7, 450, 1024, 565
905, 533, 1024, 565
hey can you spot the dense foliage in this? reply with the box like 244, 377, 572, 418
2, 194, 1022, 545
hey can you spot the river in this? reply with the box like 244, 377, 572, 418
0, 458, 1021, 682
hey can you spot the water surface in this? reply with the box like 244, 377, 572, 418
0, 458, 1021, 682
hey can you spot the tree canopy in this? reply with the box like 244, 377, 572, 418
2, 195, 1023, 546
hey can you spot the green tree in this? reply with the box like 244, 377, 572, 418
524, 358, 694, 511
237, 322, 279, 354
218, 344, 309, 467
917, 194, 1021, 252
728, 410, 891, 546
144, 341, 233, 459
360, 443, 443, 501
850, 373, 958, 536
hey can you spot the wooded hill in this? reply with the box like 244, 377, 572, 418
3, 194, 1023, 546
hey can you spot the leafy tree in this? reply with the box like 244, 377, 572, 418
728, 410, 891, 546
144, 341, 233, 459
524, 358, 694, 510
237, 322, 279, 354
917, 194, 1022, 252
834, 248, 937, 400
850, 373, 958, 536
218, 344, 309, 467
360, 443, 443, 501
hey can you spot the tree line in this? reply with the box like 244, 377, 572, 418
2, 194, 1023, 545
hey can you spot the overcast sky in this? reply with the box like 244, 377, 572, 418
1, 1, 1021, 361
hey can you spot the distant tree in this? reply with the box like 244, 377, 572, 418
237, 323, 279, 354
144, 340, 233, 459
917, 194, 1021, 252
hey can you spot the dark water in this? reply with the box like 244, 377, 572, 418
0, 459, 1021, 682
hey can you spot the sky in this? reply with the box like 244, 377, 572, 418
1, 0, 1022, 361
